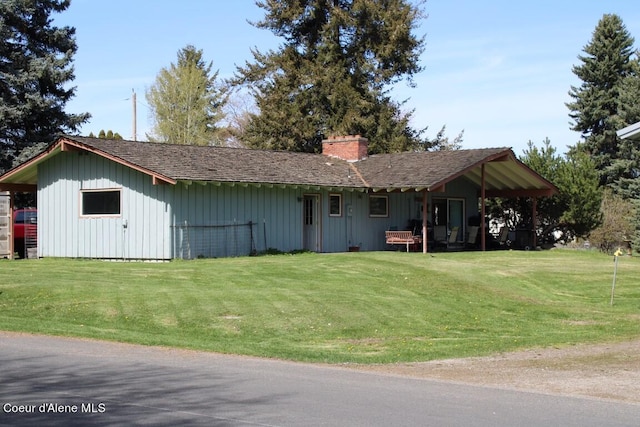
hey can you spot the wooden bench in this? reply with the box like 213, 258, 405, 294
385, 230, 422, 252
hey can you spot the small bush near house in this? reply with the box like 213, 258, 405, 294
589, 190, 635, 254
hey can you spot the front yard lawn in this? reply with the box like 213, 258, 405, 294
0, 250, 638, 363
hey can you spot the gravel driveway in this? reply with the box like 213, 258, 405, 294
356, 339, 640, 404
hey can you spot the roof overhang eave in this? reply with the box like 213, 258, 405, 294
0, 142, 61, 187
178, 179, 369, 192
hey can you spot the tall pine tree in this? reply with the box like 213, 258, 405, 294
566, 14, 640, 190
614, 65, 640, 200
233, 0, 432, 153
0, 0, 89, 172
567, 14, 640, 253
146, 45, 228, 146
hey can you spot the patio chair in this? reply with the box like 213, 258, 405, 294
466, 226, 479, 249
433, 225, 447, 249
495, 226, 510, 249
446, 226, 465, 251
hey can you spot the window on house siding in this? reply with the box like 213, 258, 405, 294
81, 190, 121, 216
329, 194, 342, 217
369, 195, 388, 217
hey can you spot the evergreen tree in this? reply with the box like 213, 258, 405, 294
520, 139, 565, 241
557, 144, 602, 238
233, 0, 437, 153
0, 0, 89, 173
613, 68, 640, 253
146, 45, 228, 146
566, 14, 640, 189
613, 67, 640, 199
90, 130, 122, 140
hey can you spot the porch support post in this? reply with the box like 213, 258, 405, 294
480, 164, 486, 251
532, 197, 537, 249
422, 189, 429, 253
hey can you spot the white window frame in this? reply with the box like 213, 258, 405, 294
80, 188, 122, 217
329, 193, 342, 217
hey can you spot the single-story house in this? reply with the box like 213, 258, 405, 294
0, 134, 556, 260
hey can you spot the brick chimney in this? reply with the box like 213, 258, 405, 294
321, 135, 368, 162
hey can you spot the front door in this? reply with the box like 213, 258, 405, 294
303, 195, 321, 252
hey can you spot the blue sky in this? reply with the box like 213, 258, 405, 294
54, 1, 640, 155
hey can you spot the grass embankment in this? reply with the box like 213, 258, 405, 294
0, 250, 638, 363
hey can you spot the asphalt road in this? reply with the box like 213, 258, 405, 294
1, 332, 639, 426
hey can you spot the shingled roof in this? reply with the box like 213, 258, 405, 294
357, 149, 507, 189
0, 135, 557, 197
59, 136, 363, 188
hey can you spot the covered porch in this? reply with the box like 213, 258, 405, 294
369, 149, 557, 253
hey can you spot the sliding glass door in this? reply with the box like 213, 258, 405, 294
448, 199, 464, 233
432, 198, 465, 240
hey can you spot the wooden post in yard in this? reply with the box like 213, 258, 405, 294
611, 248, 622, 306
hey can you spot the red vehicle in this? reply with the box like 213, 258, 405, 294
13, 208, 37, 259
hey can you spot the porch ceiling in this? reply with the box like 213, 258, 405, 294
0, 143, 61, 191
463, 157, 557, 197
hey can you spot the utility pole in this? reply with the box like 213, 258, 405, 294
132, 89, 137, 141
